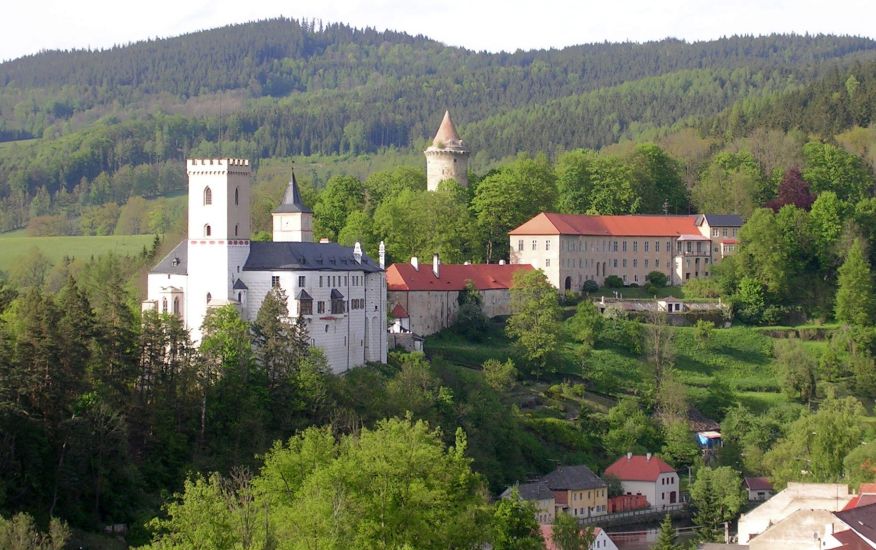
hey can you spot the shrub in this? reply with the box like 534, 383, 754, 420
646, 271, 668, 287
582, 280, 599, 293
604, 275, 624, 288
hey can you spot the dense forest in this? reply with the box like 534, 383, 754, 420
3, 22, 876, 232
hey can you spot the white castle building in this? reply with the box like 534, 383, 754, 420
144, 158, 387, 373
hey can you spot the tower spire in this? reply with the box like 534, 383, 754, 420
273, 168, 312, 214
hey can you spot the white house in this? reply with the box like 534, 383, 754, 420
603, 453, 679, 510
143, 158, 388, 373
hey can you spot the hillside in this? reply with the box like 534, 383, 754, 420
1, 25, 875, 218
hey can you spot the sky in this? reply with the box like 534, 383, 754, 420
4, 0, 876, 62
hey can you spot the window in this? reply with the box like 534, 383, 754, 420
712, 228, 719, 237
655, 241, 659, 252
645, 259, 649, 268
234, 187, 239, 205
622, 241, 627, 252
622, 259, 627, 268
204, 186, 212, 205
204, 224, 211, 237
317, 301, 325, 314
545, 240, 551, 251
613, 241, 618, 252
518, 239, 523, 251
331, 298, 345, 315
206, 292, 212, 304
723, 227, 729, 236
173, 297, 180, 315
613, 259, 618, 268
298, 276, 306, 287
532, 240, 537, 251
733, 228, 738, 236
666, 240, 671, 252
644, 241, 649, 252
633, 259, 637, 268
319, 276, 323, 288
271, 276, 280, 288
655, 259, 660, 268
234, 223, 239, 236
299, 298, 313, 315
162, 297, 168, 313
545, 259, 551, 267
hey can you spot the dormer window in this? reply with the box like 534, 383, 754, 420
330, 289, 346, 314
296, 289, 313, 316
204, 186, 212, 205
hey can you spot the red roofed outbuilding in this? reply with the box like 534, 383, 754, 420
386, 255, 532, 336
604, 453, 679, 510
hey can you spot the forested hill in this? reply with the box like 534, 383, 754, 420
2, 20, 876, 232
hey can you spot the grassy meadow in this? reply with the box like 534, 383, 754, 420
0, 232, 156, 273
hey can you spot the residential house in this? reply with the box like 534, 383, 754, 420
501, 481, 556, 525
542, 465, 609, 519
540, 525, 618, 550
744, 477, 774, 502
508, 212, 742, 291
603, 453, 679, 510
386, 257, 532, 337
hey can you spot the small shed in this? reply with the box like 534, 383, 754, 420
696, 431, 723, 450
657, 296, 685, 313
744, 477, 774, 501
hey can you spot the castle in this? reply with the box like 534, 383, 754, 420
143, 159, 388, 373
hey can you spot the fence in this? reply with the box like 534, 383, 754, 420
577, 503, 687, 528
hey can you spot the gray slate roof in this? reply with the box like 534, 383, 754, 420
150, 241, 187, 275
232, 278, 248, 290
273, 171, 312, 214
542, 465, 606, 491
501, 481, 554, 501
244, 241, 381, 273
697, 214, 743, 227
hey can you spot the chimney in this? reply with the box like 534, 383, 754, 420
433, 253, 440, 278
499, 259, 506, 265
353, 242, 362, 264
411, 257, 419, 271
646, 453, 652, 461
379, 241, 386, 269
627, 452, 632, 460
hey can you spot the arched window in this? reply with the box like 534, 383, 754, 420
162, 297, 168, 313
204, 224, 211, 237
204, 186, 212, 205
234, 187, 239, 205
173, 297, 180, 315
237, 292, 242, 302
206, 292, 212, 304
234, 223, 239, 236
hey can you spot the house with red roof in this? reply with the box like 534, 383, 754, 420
540, 524, 618, 550
507, 212, 741, 291
386, 254, 532, 336
604, 453, 679, 510
745, 477, 774, 501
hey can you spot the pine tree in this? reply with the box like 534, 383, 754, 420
654, 514, 678, 550
835, 238, 875, 326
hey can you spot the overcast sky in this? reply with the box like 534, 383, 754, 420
4, 0, 876, 62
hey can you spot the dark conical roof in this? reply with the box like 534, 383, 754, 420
273, 170, 312, 214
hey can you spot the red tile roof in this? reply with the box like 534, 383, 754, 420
433, 110, 461, 146
386, 262, 533, 292
604, 454, 676, 482
390, 303, 409, 318
860, 483, 876, 494
509, 212, 700, 237
745, 477, 773, 492
833, 528, 872, 550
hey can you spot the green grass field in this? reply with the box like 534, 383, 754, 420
0, 233, 156, 272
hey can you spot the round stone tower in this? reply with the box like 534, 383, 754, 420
424, 110, 470, 191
